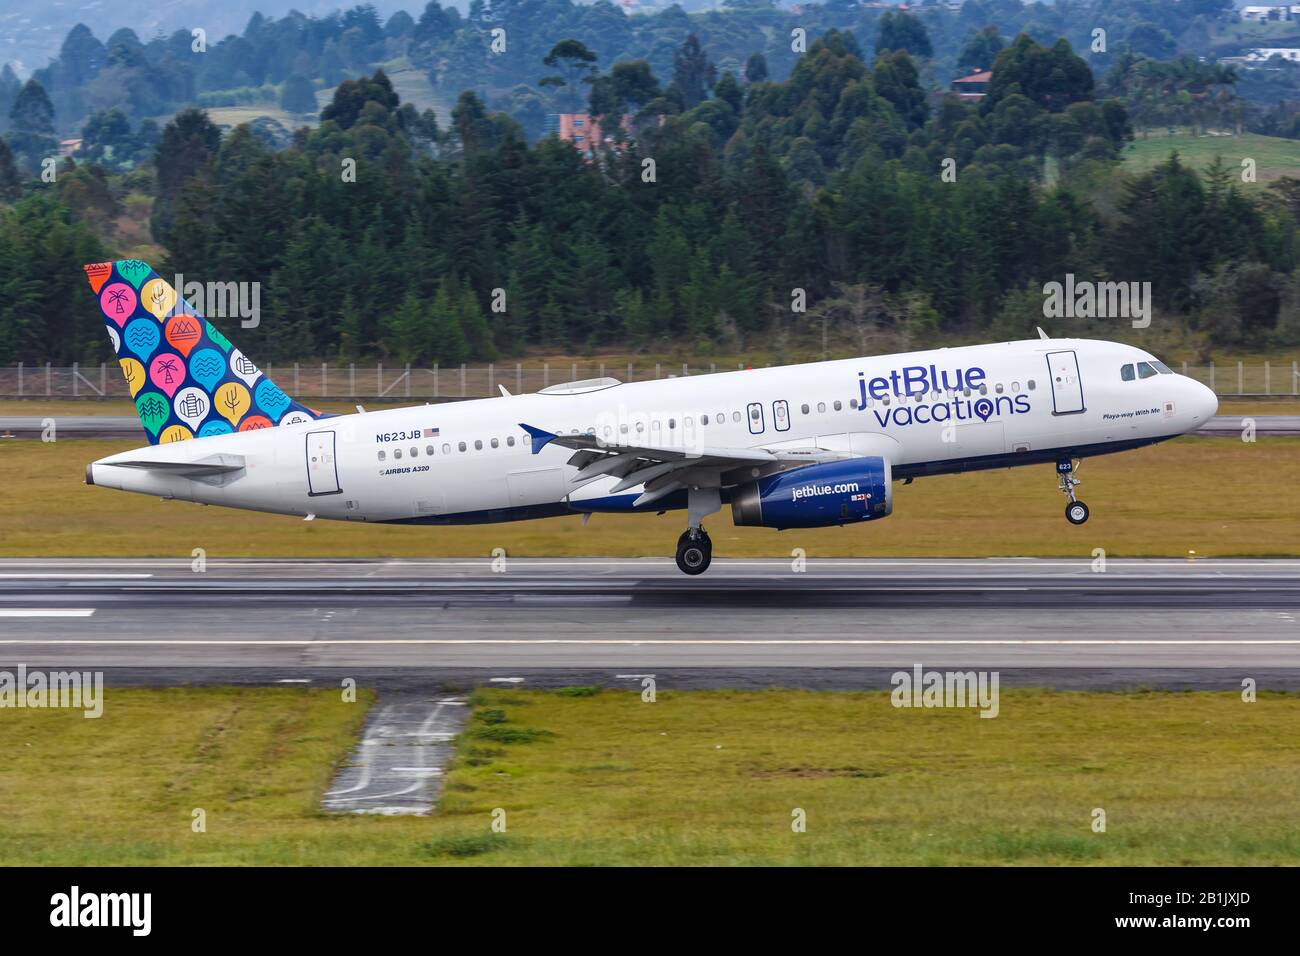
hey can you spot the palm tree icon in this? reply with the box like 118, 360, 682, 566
107, 288, 130, 315
156, 357, 180, 385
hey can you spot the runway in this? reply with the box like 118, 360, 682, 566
2, 414, 1299, 438
0, 558, 1297, 688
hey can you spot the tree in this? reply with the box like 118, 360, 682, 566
281, 75, 318, 115
539, 39, 599, 113
7, 79, 57, 175
743, 53, 768, 84
671, 35, 717, 110
0, 138, 22, 200
876, 11, 932, 59
151, 108, 222, 243
958, 27, 1004, 73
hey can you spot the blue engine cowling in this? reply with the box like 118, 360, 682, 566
730, 457, 893, 529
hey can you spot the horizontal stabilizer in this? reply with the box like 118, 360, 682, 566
106, 454, 246, 477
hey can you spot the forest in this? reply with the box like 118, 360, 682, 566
2, 5, 1300, 365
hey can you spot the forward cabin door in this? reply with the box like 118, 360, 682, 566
1046, 350, 1085, 415
306, 430, 341, 496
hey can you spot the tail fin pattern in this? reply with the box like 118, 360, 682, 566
85, 260, 327, 444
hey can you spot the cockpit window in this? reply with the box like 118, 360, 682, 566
1137, 361, 1158, 379
1120, 364, 1135, 382
1151, 360, 1173, 374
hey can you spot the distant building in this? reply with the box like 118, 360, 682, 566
1245, 47, 1300, 62
544, 113, 633, 158
1240, 5, 1300, 20
950, 70, 992, 102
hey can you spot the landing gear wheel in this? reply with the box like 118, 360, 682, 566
1065, 500, 1090, 525
675, 528, 712, 575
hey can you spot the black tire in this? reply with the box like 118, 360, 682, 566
1065, 500, 1090, 525
675, 539, 711, 575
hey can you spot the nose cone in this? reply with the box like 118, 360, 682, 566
1186, 377, 1218, 424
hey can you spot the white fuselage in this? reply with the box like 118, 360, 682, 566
88, 338, 1218, 525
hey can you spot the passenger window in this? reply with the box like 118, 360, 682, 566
833, 400, 842, 411
716, 413, 724, 424
491, 438, 499, 448
1011, 382, 1019, 393
732, 411, 741, 422
668, 419, 676, 429
426, 445, 435, 455
979, 385, 988, 395
1137, 362, 1157, 379
849, 398, 858, 409
1121, 364, 1135, 382
443, 443, 450, 453
995, 384, 1003, 394
636, 421, 644, 432
700, 415, 709, 426
817, 402, 826, 413
378, 450, 386, 461
750, 406, 760, 420
458, 442, 466, 452
410, 447, 417, 457
474, 439, 483, 450
801, 404, 810, 415
1028, 380, 1036, 390
394, 449, 402, 459
506, 437, 515, 447
685, 417, 693, 427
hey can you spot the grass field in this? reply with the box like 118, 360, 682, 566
0, 436, 1295, 558
1122, 131, 1300, 190
2, 687, 1298, 865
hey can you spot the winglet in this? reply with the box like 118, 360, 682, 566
519, 423, 556, 455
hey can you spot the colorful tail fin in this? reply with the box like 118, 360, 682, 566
84, 260, 327, 444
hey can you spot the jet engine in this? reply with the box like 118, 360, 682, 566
730, 457, 892, 529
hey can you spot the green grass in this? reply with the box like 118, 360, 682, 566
2, 687, 1299, 865
1122, 131, 1300, 191
0, 436, 1296, 558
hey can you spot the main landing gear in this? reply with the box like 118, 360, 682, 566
1057, 458, 1090, 525
675, 486, 721, 575
676, 527, 712, 575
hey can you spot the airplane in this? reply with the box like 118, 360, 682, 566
83, 259, 1219, 575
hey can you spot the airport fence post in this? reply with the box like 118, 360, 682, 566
682, 363, 688, 377
1237, 361, 1243, 395
377, 363, 383, 397
1181, 361, 1187, 375
349, 363, 355, 397
321, 363, 326, 396
1209, 361, 1215, 392
16, 363, 22, 397
45, 362, 51, 397
516, 363, 521, 394
72, 362, 78, 397
544, 363, 550, 388
655, 362, 661, 379
406, 363, 412, 399
294, 363, 300, 395
1265, 362, 1270, 395
101, 362, 106, 395
599, 363, 605, 380
711, 362, 717, 374
571, 362, 576, 382
626, 362, 632, 382
434, 364, 439, 397
461, 364, 466, 397
488, 363, 494, 396
1293, 361, 1298, 395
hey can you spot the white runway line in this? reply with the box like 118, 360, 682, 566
0, 637, 1296, 645
0, 609, 96, 618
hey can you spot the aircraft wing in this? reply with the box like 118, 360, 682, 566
519, 423, 848, 508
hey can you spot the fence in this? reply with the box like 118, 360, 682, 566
1, 360, 1298, 400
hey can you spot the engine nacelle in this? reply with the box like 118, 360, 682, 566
731, 457, 893, 529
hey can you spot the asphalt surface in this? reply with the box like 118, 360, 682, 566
0, 558, 1297, 689
2, 414, 1299, 439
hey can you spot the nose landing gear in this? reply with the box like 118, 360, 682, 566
1057, 458, 1089, 525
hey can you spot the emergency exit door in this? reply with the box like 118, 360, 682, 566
1045, 350, 1085, 415
306, 430, 341, 495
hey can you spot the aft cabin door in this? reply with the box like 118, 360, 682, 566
1046, 350, 1086, 416
306, 431, 341, 496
